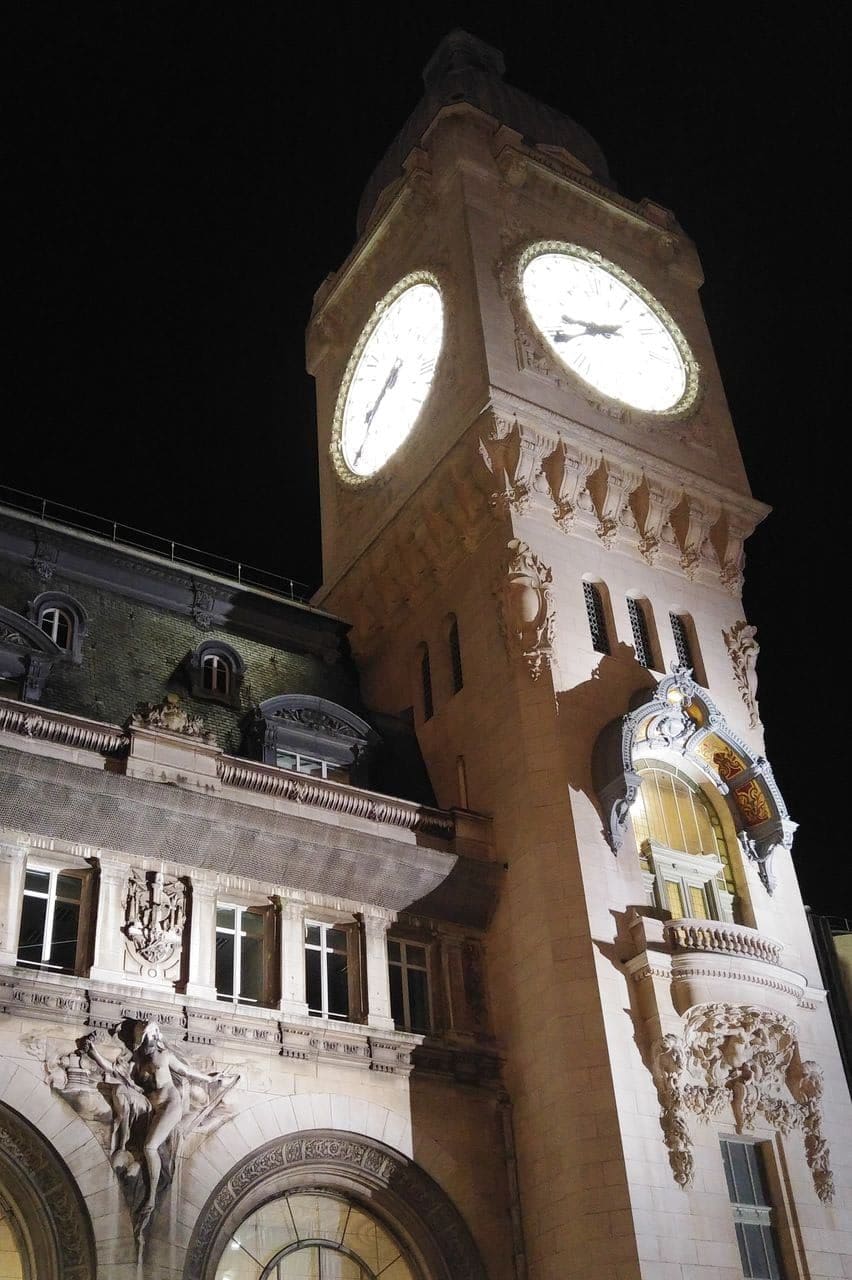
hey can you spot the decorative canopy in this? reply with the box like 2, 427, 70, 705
593, 666, 795, 892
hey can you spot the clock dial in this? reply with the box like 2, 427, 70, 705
521, 244, 697, 413
336, 276, 443, 479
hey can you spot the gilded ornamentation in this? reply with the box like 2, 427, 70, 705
733, 778, 772, 827
695, 733, 747, 782
723, 619, 760, 728
498, 539, 555, 680
652, 1005, 834, 1201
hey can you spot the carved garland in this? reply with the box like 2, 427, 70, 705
185, 1130, 488, 1280
652, 1004, 834, 1202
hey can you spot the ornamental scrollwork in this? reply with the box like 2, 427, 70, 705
723, 620, 760, 728
497, 539, 555, 680
130, 692, 215, 742
652, 1004, 834, 1202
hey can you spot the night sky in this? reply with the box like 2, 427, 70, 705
8, 5, 846, 915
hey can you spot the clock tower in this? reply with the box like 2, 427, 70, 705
309, 30, 851, 1280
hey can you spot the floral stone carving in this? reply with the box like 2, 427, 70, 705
722, 620, 760, 728
44, 1020, 238, 1254
652, 1004, 834, 1202
124, 868, 186, 977
498, 539, 555, 680
130, 692, 215, 742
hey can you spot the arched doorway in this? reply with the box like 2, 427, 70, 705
0, 1102, 97, 1280
185, 1131, 486, 1280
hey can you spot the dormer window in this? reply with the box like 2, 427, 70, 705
39, 606, 72, 650
29, 592, 87, 664
188, 640, 244, 705
255, 695, 376, 789
201, 652, 231, 696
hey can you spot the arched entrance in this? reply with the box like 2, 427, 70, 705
0, 1101, 97, 1280
185, 1131, 487, 1280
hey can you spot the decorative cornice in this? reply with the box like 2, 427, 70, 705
217, 756, 456, 839
0, 696, 128, 756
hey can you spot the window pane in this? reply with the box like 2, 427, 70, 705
298, 757, 325, 777
243, 910, 264, 938
306, 947, 323, 1015
24, 869, 49, 895
216, 931, 235, 998
56, 874, 82, 902
50, 899, 80, 971
326, 928, 348, 955
305, 924, 321, 948
387, 939, 401, 963
240, 929, 263, 1003
278, 1247, 320, 1279
688, 884, 709, 919
326, 950, 349, 1019
407, 967, 429, 1032
728, 1140, 757, 1205
405, 944, 426, 968
665, 880, 685, 918
217, 906, 236, 931
17, 895, 47, 964
389, 963, 405, 1027
319, 1249, 361, 1279
325, 764, 349, 784
277, 751, 298, 770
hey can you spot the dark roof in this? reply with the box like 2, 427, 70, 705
357, 29, 612, 235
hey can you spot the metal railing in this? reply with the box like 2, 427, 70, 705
0, 484, 313, 602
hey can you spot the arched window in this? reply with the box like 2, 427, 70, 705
256, 695, 376, 787
189, 640, 244, 704
39, 605, 72, 649
627, 595, 655, 668
630, 761, 736, 922
583, 580, 610, 655
29, 591, 87, 663
418, 643, 433, 721
214, 1191, 417, 1279
447, 613, 463, 693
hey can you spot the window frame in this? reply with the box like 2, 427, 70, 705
583, 580, 611, 655
29, 592, 87, 664
215, 901, 269, 1006
720, 1136, 788, 1280
17, 862, 90, 973
627, 595, 657, 669
274, 749, 349, 782
418, 643, 434, 721
643, 843, 734, 923
447, 614, 464, 694
305, 918, 356, 1022
188, 639, 244, 706
387, 937, 432, 1033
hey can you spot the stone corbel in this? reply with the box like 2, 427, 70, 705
542, 440, 598, 531
491, 124, 528, 187
400, 147, 433, 214
498, 539, 555, 681
599, 770, 644, 853
675, 493, 720, 579
478, 415, 549, 515
593, 459, 642, 548
635, 476, 682, 564
714, 508, 756, 595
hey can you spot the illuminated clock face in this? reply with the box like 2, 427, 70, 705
337, 276, 443, 479
521, 244, 697, 413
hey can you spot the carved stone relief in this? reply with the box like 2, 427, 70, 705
651, 1004, 834, 1202
723, 620, 760, 728
130, 692, 215, 742
123, 869, 186, 979
498, 539, 555, 680
36, 1020, 238, 1253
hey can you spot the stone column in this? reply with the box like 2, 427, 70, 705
0, 843, 27, 966
88, 855, 132, 983
278, 896, 309, 1019
184, 875, 219, 1001
362, 907, 396, 1032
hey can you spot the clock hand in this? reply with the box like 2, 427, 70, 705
552, 315, 622, 341
353, 358, 403, 465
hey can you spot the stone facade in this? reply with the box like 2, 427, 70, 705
0, 28, 850, 1280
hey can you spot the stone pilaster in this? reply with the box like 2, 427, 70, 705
88, 854, 132, 984
362, 907, 396, 1032
277, 896, 309, 1019
0, 842, 27, 966
183, 874, 219, 1000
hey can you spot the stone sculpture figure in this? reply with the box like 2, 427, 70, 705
723, 620, 760, 727
81, 1020, 236, 1247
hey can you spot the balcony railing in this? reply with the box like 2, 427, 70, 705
665, 918, 783, 966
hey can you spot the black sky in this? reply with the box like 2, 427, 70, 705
7, 4, 847, 914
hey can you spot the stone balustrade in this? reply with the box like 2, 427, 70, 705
664, 917, 783, 966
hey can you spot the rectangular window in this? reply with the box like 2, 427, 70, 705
275, 751, 348, 783
388, 939, 431, 1032
627, 596, 654, 668
583, 581, 610, 655
720, 1138, 785, 1280
17, 868, 82, 972
670, 612, 695, 669
215, 904, 265, 1004
305, 921, 350, 1020
448, 618, 464, 694
420, 648, 434, 721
